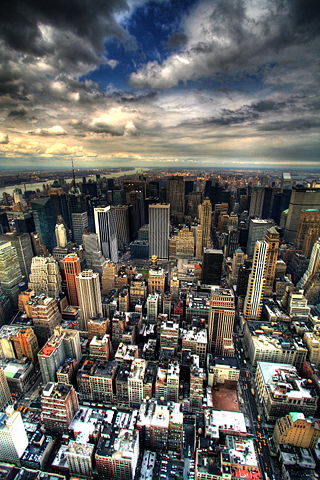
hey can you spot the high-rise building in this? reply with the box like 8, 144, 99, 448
0, 368, 11, 410
209, 287, 235, 355
249, 186, 265, 217
76, 270, 102, 330
38, 326, 81, 384
160, 319, 179, 352
41, 382, 79, 433
243, 240, 268, 320
169, 227, 194, 258
0, 241, 23, 308
30, 296, 62, 346
82, 232, 107, 275
63, 253, 81, 306
0, 325, 39, 362
0, 406, 28, 465
31, 197, 56, 251
298, 239, 320, 289
128, 358, 147, 406
0, 233, 33, 280
55, 220, 67, 248
295, 209, 320, 257
65, 436, 94, 477
264, 227, 280, 296
149, 204, 170, 259
285, 187, 320, 243
148, 264, 165, 294
274, 412, 320, 449
247, 218, 274, 257
28, 256, 62, 299
202, 248, 223, 286
167, 176, 184, 217
94, 206, 118, 263
195, 199, 212, 259
68, 185, 89, 244
230, 248, 246, 284
146, 294, 159, 321
111, 205, 130, 252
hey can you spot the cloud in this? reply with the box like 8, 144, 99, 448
130, 0, 320, 90
28, 125, 67, 136
0, 133, 9, 144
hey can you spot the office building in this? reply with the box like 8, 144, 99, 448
209, 287, 235, 355
55, 220, 67, 248
66, 436, 95, 477
95, 428, 139, 480
94, 206, 118, 263
287, 290, 310, 318
285, 187, 320, 243
149, 204, 170, 259
264, 226, 280, 296
89, 334, 111, 360
295, 209, 320, 257
77, 358, 118, 403
274, 412, 320, 448
101, 262, 117, 294
0, 241, 23, 308
189, 356, 205, 412
38, 326, 81, 384
63, 253, 81, 306
82, 231, 107, 274
243, 241, 268, 320
167, 176, 184, 217
71, 211, 88, 244
146, 294, 159, 321
0, 233, 33, 279
30, 296, 62, 346
207, 356, 240, 387
76, 270, 102, 330
31, 197, 56, 251
255, 362, 318, 421
195, 199, 212, 259
247, 218, 274, 257
181, 327, 207, 366
160, 319, 179, 352
28, 256, 62, 299
202, 248, 223, 286
169, 227, 195, 259
148, 264, 165, 294
249, 186, 265, 217
0, 325, 39, 362
0, 406, 28, 465
41, 382, 79, 433
128, 358, 147, 406
298, 239, 320, 289
111, 205, 130, 251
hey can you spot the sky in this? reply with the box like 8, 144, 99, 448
0, 0, 319, 170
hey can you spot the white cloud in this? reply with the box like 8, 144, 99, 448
28, 125, 67, 136
0, 133, 9, 144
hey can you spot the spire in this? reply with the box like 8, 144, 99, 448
71, 158, 76, 188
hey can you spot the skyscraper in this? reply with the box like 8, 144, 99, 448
0, 406, 28, 465
247, 218, 274, 257
195, 199, 212, 259
0, 233, 33, 280
55, 219, 68, 248
298, 239, 320, 289
149, 204, 170, 259
82, 232, 107, 274
167, 176, 184, 217
31, 197, 56, 251
264, 226, 280, 296
76, 270, 102, 330
28, 256, 62, 298
209, 287, 235, 355
0, 368, 11, 410
295, 209, 320, 257
0, 241, 23, 308
63, 253, 81, 306
285, 187, 320, 243
94, 206, 118, 263
243, 240, 268, 320
249, 186, 265, 217
111, 205, 130, 251
202, 248, 223, 286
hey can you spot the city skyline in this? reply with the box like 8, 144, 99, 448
0, 0, 320, 170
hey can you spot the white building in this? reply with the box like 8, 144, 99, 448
94, 206, 118, 263
0, 406, 28, 465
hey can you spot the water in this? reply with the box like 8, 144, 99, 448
0, 168, 146, 197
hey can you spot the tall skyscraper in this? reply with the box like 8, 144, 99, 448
209, 287, 235, 355
63, 253, 81, 306
0, 241, 23, 308
249, 186, 265, 217
82, 232, 107, 274
298, 239, 320, 289
202, 248, 223, 286
76, 270, 102, 330
247, 218, 274, 257
167, 176, 184, 217
68, 185, 89, 244
243, 240, 268, 320
285, 187, 320, 243
94, 206, 118, 263
111, 205, 130, 251
55, 219, 68, 248
31, 197, 56, 251
195, 199, 212, 259
28, 256, 62, 298
295, 209, 320, 257
0, 406, 28, 465
264, 226, 280, 296
149, 204, 170, 259
0, 233, 33, 280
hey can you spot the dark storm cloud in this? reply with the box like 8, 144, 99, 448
8, 106, 28, 118
166, 32, 188, 49
258, 118, 320, 132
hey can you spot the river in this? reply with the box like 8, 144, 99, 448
0, 168, 147, 197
